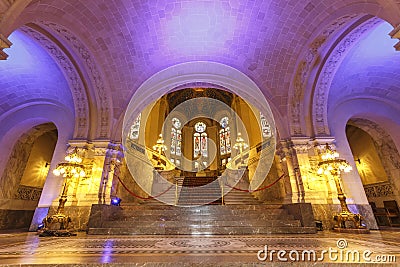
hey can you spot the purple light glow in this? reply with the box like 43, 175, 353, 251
349, 22, 397, 63
164, 1, 236, 55
0, 30, 74, 111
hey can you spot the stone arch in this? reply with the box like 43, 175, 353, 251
347, 118, 400, 187
290, 0, 400, 137
18, 25, 90, 139
113, 61, 285, 142
312, 17, 384, 136
328, 97, 400, 204
0, 101, 76, 229
3, 20, 113, 140
36, 21, 113, 139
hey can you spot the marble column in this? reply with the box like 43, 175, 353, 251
280, 140, 303, 203
97, 142, 124, 205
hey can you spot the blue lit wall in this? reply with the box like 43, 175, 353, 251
0, 30, 74, 115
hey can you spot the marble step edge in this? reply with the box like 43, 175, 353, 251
114, 211, 289, 216
101, 221, 301, 228
109, 214, 296, 222
87, 226, 317, 235
119, 204, 284, 210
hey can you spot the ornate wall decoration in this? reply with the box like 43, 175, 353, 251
312, 17, 381, 135
20, 26, 89, 139
364, 182, 394, 198
15, 185, 42, 201
39, 21, 112, 139
290, 15, 358, 136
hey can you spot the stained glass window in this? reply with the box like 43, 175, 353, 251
194, 133, 201, 157
201, 133, 208, 157
194, 122, 206, 133
260, 112, 272, 138
171, 118, 182, 162
172, 117, 181, 129
129, 113, 141, 140
220, 117, 229, 129
193, 121, 208, 158
219, 117, 231, 155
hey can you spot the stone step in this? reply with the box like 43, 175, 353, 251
119, 204, 283, 210
102, 219, 300, 228
88, 226, 316, 235
87, 203, 317, 235
115, 213, 295, 221
115, 208, 288, 216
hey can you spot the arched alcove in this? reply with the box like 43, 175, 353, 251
0, 123, 58, 230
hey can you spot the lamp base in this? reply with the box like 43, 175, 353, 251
333, 211, 369, 232
38, 213, 76, 237
38, 229, 77, 237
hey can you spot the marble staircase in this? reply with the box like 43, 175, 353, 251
87, 203, 316, 235
178, 176, 222, 206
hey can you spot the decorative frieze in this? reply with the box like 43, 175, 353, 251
312, 17, 381, 135
290, 15, 358, 136
15, 185, 42, 201
40, 21, 112, 139
20, 26, 89, 138
364, 182, 394, 198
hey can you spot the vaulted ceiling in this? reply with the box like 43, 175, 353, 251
1, 0, 400, 140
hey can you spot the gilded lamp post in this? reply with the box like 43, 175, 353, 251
317, 144, 368, 231
39, 148, 86, 236
152, 134, 167, 170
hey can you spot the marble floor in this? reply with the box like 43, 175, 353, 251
0, 229, 400, 266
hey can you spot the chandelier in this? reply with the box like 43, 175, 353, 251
39, 147, 86, 237
317, 144, 368, 232
317, 144, 352, 176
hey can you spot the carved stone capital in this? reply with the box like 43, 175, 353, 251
311, 137, 336, 154
91, 140, 111, 156
291, 137, 312, 154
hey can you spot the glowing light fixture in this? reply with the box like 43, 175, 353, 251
40, 147, 87, 237
317, 144, 368, 232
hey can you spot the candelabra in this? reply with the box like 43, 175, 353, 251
317, 144, 367, 231
39, 148, 86, 236
152, 134, 167, 170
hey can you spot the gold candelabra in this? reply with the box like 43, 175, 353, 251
317, 144, 367, 230
39, 148, 86, 236
152, 134, 167, 170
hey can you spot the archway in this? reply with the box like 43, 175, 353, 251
346, 119, 400, 227
0, 123, 58, 230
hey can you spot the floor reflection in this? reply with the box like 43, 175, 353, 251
0, 229, 399, 265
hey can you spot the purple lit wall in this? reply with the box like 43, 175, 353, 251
328, 21, 400, 109
163, 1, 237, 56
0, 30, 74, 115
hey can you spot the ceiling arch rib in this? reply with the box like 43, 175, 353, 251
38, 21, 113, 140
289, 13, 362, 137
312, 17, 383, 136
20, 25, 90, 139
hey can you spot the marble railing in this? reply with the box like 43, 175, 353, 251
364, 182, 394, 198
15, 185, 42, 201
226, 138, 274, 170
